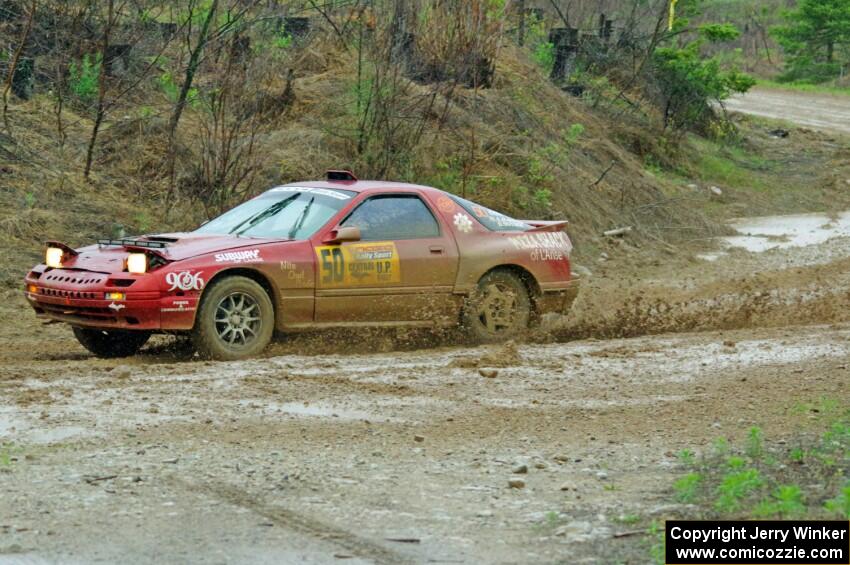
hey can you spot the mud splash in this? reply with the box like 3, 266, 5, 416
229, 257, 850, 353
547, 257, 850, 342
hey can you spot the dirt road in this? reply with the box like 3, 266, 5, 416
2, 221, 850, 563
725, 87, 850, 135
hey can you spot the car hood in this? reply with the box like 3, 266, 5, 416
134, 232, 280, 261
64, 233, 280, 273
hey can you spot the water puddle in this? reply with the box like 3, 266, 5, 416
698, 211, 850, 260
0, 409, 93, 444
0, 411, 21, 439
27, 425, 91, 444
251, 400, 401, 423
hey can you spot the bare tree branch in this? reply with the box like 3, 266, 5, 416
2, 0, 36, 131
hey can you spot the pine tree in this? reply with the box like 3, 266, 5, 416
773, 0, 850, 82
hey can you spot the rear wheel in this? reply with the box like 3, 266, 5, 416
462, 270, 532, 343
192, 276, 274, 360
72, 327, 151, 358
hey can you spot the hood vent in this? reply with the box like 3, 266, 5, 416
144, 235, 180, 243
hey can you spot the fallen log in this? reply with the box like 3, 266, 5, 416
603, 226, 632, 237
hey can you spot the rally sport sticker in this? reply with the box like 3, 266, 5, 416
314, 242, 401, 288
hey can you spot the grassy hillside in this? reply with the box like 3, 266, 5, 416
1, 1, 848, 289
0, 29, 707, 284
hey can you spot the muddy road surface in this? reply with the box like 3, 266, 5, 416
2, 217, 850, 563
725, 87, 850, 135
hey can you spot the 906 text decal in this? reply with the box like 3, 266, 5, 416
166, 271, 205, 292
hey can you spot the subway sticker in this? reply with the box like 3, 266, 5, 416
215, 249, 262, 264
314, 242, 401, 288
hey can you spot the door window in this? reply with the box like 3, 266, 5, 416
341, 195, 440, 240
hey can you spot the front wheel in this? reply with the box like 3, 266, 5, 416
462, 270, 532, 343
72, 327, 151, 358
192, 276, 275, 360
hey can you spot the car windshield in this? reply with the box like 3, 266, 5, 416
195, 187, 355, 239
449, 195, 532, 232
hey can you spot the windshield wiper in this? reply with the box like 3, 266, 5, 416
287, 196, 315, 240
230, 194, 299, 236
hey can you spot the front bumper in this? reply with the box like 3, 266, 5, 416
24, 270, 198, 331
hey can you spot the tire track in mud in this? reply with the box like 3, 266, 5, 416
242, 372, 418, 398
168, 477, 417, 565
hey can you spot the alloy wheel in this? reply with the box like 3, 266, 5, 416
475, 282, 519, 334
214, 292, 261, 347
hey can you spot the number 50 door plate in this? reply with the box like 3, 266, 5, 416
315, 242, 401, 288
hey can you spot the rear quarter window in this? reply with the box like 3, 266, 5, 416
449, 196, 531, 232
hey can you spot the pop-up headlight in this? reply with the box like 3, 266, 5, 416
45, 247, 64, 268
126, 253, 148, 274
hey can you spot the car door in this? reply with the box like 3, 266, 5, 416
313, 192, 460, 325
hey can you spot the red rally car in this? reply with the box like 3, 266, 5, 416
24, 171, 580, 360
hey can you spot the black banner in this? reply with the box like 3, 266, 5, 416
666, 520, 849, 564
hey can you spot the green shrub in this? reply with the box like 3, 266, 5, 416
525, 17, 554, 73
715, 468, 763, 512
69, 54, 101, 105
651, 22, 755, 131
533, 42, 555, 72
726, 455, 746, 469
648, 521, 665, 565
533, 188, 552, 208
273, 33, 292, 50
674, 472, 702, 502
677, 448, 696, 466
713, 437, 730, 456
754, 485, 806, 518
746, 427, 764, 460
825, 485, 850, 518
158, 71, 198, 106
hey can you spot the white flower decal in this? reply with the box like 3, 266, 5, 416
453, 213, 473, 233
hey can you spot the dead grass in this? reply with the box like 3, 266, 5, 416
1, 28, 846, 289
269, 40, 725, 255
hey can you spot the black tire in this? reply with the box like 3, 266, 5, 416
72, 327, 151, 358
192, 275, 274, 360
462, 270, 532, 343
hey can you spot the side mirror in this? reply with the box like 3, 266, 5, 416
324, 226, 361, 244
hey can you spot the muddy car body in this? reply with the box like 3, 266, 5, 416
25, 173, 579, 359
